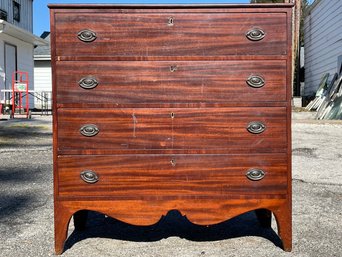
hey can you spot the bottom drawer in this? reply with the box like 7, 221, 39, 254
57, 154, 288, 199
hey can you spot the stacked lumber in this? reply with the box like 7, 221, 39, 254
305, 72, 342, 120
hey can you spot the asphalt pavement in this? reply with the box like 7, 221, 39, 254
0, 111, 341, 257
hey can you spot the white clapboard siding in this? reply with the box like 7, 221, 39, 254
0, 0, 33, 32
304, 0, 342, 96
34, 61, 51, 91
33, 61, 52, 109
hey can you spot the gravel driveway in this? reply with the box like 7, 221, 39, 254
0, 112, 341, 257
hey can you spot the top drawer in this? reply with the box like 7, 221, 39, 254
53, 12, 288, 58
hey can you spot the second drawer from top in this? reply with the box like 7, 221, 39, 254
56, 60, 287, 104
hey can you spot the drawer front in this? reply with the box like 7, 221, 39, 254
57, 154, 288, 199
57, 107, 287, 152
56, 61, 286, 104
54, 12, 287, 57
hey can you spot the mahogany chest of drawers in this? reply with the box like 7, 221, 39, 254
49, 4, 293, 254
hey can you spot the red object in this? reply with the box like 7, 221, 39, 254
11, 71, 29, 118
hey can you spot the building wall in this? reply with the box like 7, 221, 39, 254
0, 32, 35, 108
33, 60, 52, 109
304, 0, 342, 96
34, 61, 51, 91
0, 37, 4, 68
0, 0, 33, 32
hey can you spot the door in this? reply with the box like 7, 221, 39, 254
4, 43, 17, 104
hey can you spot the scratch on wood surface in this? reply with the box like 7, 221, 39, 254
253, 138, 265, 146
132, 113, 138, 138
171, 114, 174, 148
201, 78, 205, 94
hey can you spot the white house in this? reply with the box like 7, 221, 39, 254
0, 0, 47, 111
304, 0, 342, 96
33, 31, 51, 110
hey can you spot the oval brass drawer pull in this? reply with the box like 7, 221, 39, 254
80, 124, 99, 137
80, 170, 99, 184
246, 168, 265, 181
247, 121, 266, 134
246, 28, 265, 41
77, 29, 97, 42
78, 76, 98, 89
246, 75, 265, 88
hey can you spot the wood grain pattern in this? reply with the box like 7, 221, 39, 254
54, 197, 290, 254
57, 154, 288, 199
57, 107, 287, 152
56, 102, 289, 109
56, 61, 287, 104
54, 12, 287, 57
50, 4, 293, 254
56, 55, 289, 62
55, 198, 289, 226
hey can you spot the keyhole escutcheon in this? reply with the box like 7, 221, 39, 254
168, 17, 174, 26
170, 66, 178, 72
170, 159, 176, 166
